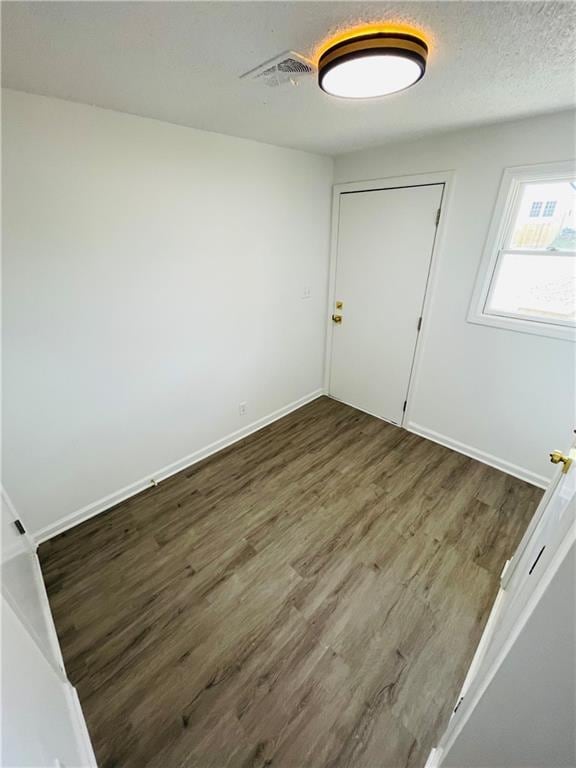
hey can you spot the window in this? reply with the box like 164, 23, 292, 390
529, 201, 542, 217
543, 200, 557, 217
469, 161, 576, 341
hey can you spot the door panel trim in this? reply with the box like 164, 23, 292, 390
323, 171, 455, 428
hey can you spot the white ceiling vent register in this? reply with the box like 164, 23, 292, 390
240, 51, 314, 87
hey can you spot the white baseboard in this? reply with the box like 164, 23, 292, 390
424, 747, 443, 768
406, 421, 549, 489
65, 683, 98, 767
34, 389, 325, 544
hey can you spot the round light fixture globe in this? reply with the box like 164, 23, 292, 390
318, 32, 428, 99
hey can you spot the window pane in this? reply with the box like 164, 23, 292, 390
543, 201, 556, 217
508, 180, 576, 251
529, 201, 542, 217
487, 252, 576, 324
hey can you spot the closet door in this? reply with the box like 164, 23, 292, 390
329, 183, 443, 425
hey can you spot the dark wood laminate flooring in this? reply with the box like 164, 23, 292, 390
39, 397, 542, 768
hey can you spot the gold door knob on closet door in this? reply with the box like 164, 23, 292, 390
549, 449, 573, 474
332, 314, 342, 324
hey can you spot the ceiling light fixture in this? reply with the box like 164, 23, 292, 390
318, 31, 428, 99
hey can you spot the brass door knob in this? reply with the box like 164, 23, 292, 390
549, 449, 573, 474
332, 314, 342, 324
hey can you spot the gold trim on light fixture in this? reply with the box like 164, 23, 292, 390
319, 36, 428, 70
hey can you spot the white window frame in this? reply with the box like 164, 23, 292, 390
468, 160, 576, 342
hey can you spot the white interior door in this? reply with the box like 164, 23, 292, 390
458, 438, 576, 705
329, 184, 443, 424
433, 440, 576, 765
487, 442, 576, 663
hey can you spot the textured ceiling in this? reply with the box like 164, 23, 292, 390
2, 1, 575, 154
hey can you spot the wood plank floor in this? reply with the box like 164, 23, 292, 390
39, 397, 542, 768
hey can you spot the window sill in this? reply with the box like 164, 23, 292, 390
467, 310, 576, 342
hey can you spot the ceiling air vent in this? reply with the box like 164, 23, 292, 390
240, 51, 314, 87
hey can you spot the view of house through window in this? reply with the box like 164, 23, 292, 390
485, 178, 576, 327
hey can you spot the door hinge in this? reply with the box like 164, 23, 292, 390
14, 519, 26, 535
435, 207, 441, 226
417, 316, 423, 332
403, 400, 407, 413
453, 696, 464, 713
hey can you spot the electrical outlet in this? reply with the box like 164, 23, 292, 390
239, 402, 247, 416
302, 286, 312, 299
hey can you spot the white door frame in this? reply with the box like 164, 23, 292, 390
323, 170, 455, 426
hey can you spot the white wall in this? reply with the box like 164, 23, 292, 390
440, 538, 575, 768
334, 111, 576, 486
2, 596, 95, 767
2, 89, 333, 538
2, 550, 61, 668
2, 489, 60, 672
1, 490, 26, 564
1, 496, 96, 766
